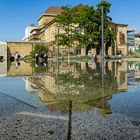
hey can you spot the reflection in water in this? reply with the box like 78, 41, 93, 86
0, 60, 129, 116
2, 60, 140, 139
17, 61, 127, 116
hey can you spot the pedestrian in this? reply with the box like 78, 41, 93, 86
44, 54, 48, 62
92, 54, 95, 61
10, 54, 15, 61
35, 54, 39, 64
39, 53, 44, 62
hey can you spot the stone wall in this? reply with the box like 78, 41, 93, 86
7, 42, 33, 60
38, 15, 55, 27
117, 26, 128, 56
44, 22, 57, 43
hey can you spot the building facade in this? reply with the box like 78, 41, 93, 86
127, 29, 136, 52
23, 25, 38, 41
25, 5, 128, 57
109, 22, 128, 56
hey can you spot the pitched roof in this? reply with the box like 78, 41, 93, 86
44, 4, 85, 15
75, 4, 85, 10
45, 7, 63, 14
109, 22, 128, 27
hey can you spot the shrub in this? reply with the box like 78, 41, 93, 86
128, 51, 140, 58
31, 43, 48, 58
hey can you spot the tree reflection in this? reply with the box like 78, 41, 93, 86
26, 61, 120, 115
52, 62, 118, 114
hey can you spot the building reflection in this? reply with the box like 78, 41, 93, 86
20, 61, 128, 115
0, 59, 129, 115
7, 61, 33, 76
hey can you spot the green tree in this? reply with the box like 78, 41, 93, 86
56, 7, 75, 46
55, 6, 78, 60
55, 1, 115, 56
31, 43, 48, 58
73, 5, 100, 54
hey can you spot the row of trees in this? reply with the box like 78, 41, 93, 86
55, 1, 115, 55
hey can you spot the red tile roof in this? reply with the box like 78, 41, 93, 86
44, 4, 85, 15
45, 7, 63, 14
75, 4, 85, 10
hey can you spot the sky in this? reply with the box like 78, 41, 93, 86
0, 0, 139, 41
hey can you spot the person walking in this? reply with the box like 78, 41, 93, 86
35, 54, 39, 64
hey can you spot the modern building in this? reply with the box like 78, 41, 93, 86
134, 33, 140, 51
127, 29, 136, 52
23, 25, 38, 41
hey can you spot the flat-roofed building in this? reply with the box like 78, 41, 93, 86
134, 33, 140, 51
127, 29, 136, 52
23, 25, 38, 41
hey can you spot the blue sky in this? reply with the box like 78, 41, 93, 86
0, 0, 139, 41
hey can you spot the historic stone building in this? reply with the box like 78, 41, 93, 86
109, 22, 128, 56
25, 5, 128, 57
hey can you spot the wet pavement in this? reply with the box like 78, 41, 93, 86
0, 93, 140, 140
0, 61, 140, 139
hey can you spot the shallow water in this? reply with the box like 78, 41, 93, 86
0, 60, 140, 139
0, 60, 140, 117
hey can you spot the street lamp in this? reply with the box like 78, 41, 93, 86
101, 5, 104, 63
101, 5, 105, 108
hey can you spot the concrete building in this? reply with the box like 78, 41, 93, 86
134, 33, 140, 51
127, 29, 136, 52
23, 25, 38, 41
0, 42, 7, 61
0, 42, 7, 76
126, 29, 140, 52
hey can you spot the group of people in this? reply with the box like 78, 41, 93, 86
10, 52, 21, 62
0, 56, 4, 62
10, 52, 21, 68
35, 53, 48, 64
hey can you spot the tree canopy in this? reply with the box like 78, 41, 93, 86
55, 1, 115, 55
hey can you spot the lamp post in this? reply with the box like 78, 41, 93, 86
55, 26, 60, 75
57, 28, 60, 61
101, 5, 105, 108
101, 6, 104, 63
